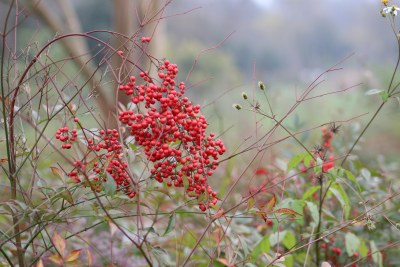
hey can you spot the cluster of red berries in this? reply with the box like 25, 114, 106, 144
56, 126, 78, 149
66, 129, 136, 198
56, 60, 225, 211
118, 60, 226, 210
298, 126, 336, 183
321, 238, 359, 267
321, 126, 335, 172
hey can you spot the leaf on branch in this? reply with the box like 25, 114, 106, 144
109, 221, 118, 237
287, 152, 309, 171
274, 208, 302, 217
306, 201, 319, 226
251, 235, 270, 261
65, 249, 81, 262
52, 231, 66, 258
264, 194, 277, 212
35, 259, 44, 267
48, 254, 63, 265
61, 189, 74, 205
104, 173, 117, 196
345, 232, 360, 257
247, 196, 255, 210
163, 213, 176, 236
212, 209, 225, 220
50, 166, 63, 181
365, 89, 383, 95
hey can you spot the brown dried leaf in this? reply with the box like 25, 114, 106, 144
274, 208, 302, 217
35, 259, 44, 267
48, 254, 63, 265
52, 232, 66, 258
65, 249, 81, 262
86, 249, 93, 266
212, 208, 225, 220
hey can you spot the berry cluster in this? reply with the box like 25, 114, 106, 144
320, 236, 359, 267
118, 60, 226, 210
56, 127, 78, 149
299, 126, 336, 179
321, 126, 335, 172
67, 129, 135, 198
56, 60, 225, 211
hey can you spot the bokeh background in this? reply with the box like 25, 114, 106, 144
3, 0, 399, 159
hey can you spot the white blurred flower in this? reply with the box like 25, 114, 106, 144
382, 5, 400, 16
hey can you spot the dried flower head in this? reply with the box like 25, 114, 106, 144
258, 81, 265, 90
233, 103, 242, 110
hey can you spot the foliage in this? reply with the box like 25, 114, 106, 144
1, 1, 400, 267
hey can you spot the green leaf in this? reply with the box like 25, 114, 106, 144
379, 91, 389, 103
129, 143, 138, 151
314, 157, 323, 174
104, 173, 117, 196
345, 232, 360, 256
238, 234, 249, 257
329, 183, 350, 219
303, 153, 313, 168
283, 254, 294, 267
287, 152, 309, 171
163, 213, 176, 236
370, 241, 383, 267
251, 235, 270, 260
365, 89, 383, 95
358, 239, 368, 258
60, 189, 74, 205
302, 186, 320, 200
342, 168, 362, 192
306, 201, 319, 226
282, 231, 296, 249
322, 208, 337, 221
247, 197, 255, 210
270, 230, 287, 247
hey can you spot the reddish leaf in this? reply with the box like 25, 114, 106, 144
86, 249, 93, 266
264, 194, 276, 212
52, 232, 66, 258
274, 208, 302, 217
35, 259, 44, 267
65, 249, 81, 262
212, 208, 225, 220
255, 211, 267, 222
216, 258, 229, 266
48, 254, 63, 265
50, 166, 63, 180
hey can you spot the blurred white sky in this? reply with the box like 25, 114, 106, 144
252, 0, 273, 8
